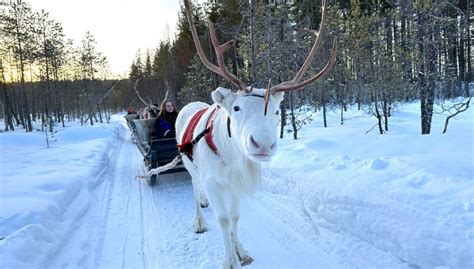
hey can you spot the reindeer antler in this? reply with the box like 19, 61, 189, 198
134, 79, 150, 107
270, 0, 337, 94
183, 0, 245, 91
164, 80, 170, 101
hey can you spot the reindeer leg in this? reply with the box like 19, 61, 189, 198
205, 180, 241, 269
198, 182, 209, 208
230, 192, 253, 266
189, 171, 207, 233
193, 197, 207, 233
186, 157, 209, 209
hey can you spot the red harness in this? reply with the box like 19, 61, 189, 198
177, 106, 220, 159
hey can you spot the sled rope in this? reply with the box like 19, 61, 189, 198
135, 155, 182, 180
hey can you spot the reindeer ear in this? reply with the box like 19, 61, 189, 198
212, 87, 234, 106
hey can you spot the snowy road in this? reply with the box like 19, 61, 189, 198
43, 122, 409, 269
3, 104, 472, 268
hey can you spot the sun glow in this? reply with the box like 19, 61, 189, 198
27, 0, 181, 76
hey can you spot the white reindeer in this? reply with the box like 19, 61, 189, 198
176, 0, 336, 268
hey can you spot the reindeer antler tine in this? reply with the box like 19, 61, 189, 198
164, 79, 170, 101
183, 0, 245, 91
270, 0, 335, 94
134, 79, 150, 107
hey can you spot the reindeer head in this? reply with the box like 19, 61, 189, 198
212, 87, 284, 161
134, 79, 169, 119
183, 0, 336, 162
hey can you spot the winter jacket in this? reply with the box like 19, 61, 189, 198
155, 115, 176, 139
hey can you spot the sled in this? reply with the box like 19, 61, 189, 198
124, 115, 186, 186
124, 114, 139, 143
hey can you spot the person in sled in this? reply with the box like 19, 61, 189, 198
155, 100, 178, 139
127, 106, 137, 115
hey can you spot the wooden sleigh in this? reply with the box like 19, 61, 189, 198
124, 114, 186, 186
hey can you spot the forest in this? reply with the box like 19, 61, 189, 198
1, 0, 472, 137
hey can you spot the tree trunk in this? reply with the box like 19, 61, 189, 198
372, 90, 384, 134
1, 61, 15, 131
98, 107, 103, 123
466, 7, 472, 89
10, 103, 20, 127
322, 90, 327, 128
382, 91, 389, 132
340, 103, 344, 125
103, 103, 109, 123
418, 5, 432, 135
61, 111, 65, 127
41, 111, 45, 132
280, 98, 287, 139
289, 92, 298, 139
458, 8, 468, 96
447, 20, 458, 95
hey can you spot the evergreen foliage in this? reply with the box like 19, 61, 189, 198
0, 0, 472, 136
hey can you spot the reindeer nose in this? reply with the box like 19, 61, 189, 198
250, 135, 260, 148
249, 135, 276, 152
270, 141, 276, 150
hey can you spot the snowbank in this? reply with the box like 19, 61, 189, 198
264, 102, 473, 268
0, 115, 128, 268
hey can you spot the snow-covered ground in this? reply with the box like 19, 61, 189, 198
0, 102, 472, 269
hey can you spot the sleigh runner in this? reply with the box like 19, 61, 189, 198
124, 114, 186, 186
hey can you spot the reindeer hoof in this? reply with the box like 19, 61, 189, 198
221, 257, 242, 269
193, 223, 208, 234
193, 217, 208, 234
240, 255, 253, 266
194, 227, 208, 234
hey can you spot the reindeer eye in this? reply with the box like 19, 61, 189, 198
233, 106, 241, 112
275, 110, 279, 116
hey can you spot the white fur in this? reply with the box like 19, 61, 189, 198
175, 88, 284, 269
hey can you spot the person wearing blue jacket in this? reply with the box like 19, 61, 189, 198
155, 100, 178, 139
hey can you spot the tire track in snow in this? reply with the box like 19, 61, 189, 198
137, 161, 148, 268
46, 122, 170, 268
259, 169, 411, 268
150, 173, 222, 268
93, 141, 137, 268
45, 127, 121, 269
143, 180, 173, 267
93, 136, 166, 268
242, 193, 338, 268
119, 157, 135, 268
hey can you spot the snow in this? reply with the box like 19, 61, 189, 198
0, 119, 123, 268
0, 102, 473, 268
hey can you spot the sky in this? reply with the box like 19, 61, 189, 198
28, 0, 183, 77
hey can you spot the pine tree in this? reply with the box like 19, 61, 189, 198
178, 54, 214, 105
2, 0, 35, 131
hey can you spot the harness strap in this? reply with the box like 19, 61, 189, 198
177, 106, 222, 160
177, 108, 208, 158
205, 107, 220, 155
177, 129, 205, 161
